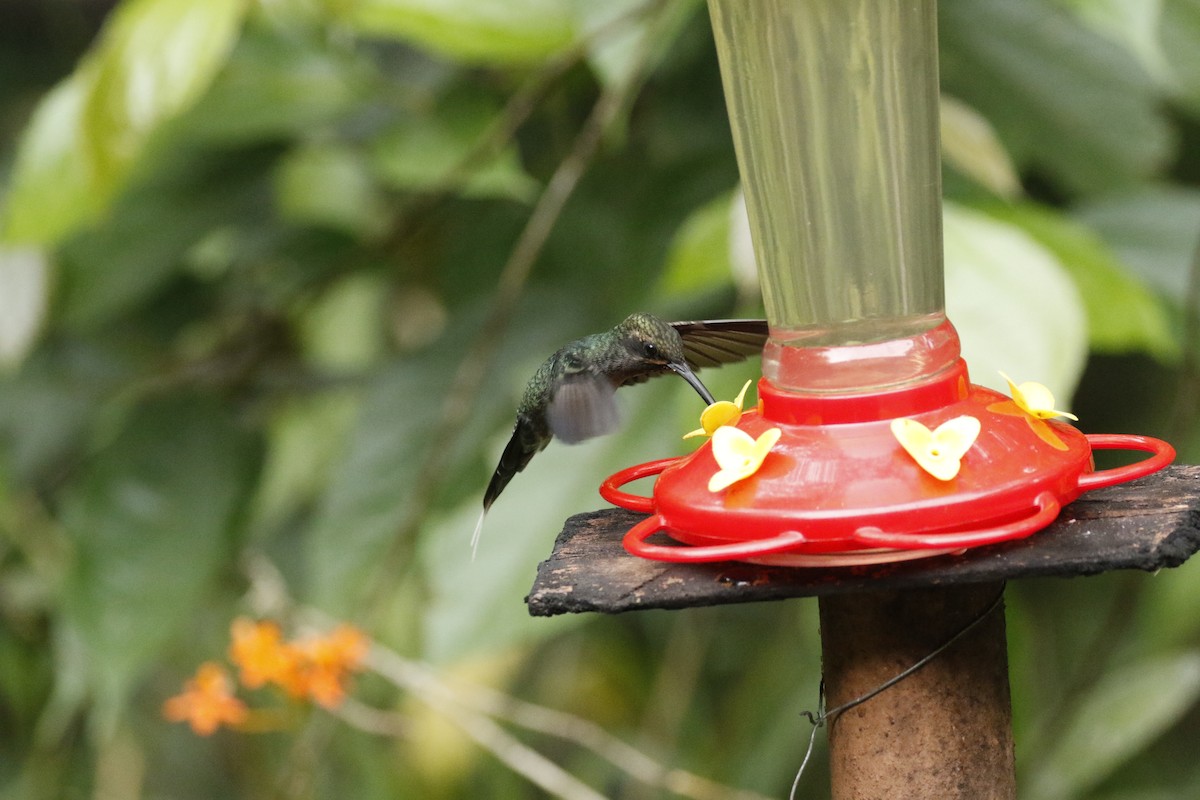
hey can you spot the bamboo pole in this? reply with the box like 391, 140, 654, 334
819, 583, 1016, 799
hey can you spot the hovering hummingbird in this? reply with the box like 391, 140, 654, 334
473, 313, 768, 553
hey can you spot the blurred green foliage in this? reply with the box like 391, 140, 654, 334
2, 0, 1200, 798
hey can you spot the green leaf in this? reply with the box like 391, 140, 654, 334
1062, 0, 1173, 85
1137, 557, 1200, 653
572, 0, 651, 89
1, 77, 103, 245
1022, 652, 1200, 800
939, 95, 1021, 198
58, 396, 258, 735
1074, 186, 1200, 299
0, 341, 128, 482
0, 247, 49, 369
940, 0, 1172, 194
571, 0, 698, 91
82, 0, 248, 180
1162, 0, 1200, 111
331, 0, 577, 64
249, 392, 361, 535
418, 455, 594, 664
657, 191, 735, 300
0, 626, 53, 748
275, 144, 390, 239
55, 145, 274, 328
181, 22, 372, 143
984, 202, 1177, 360
296, 272, 391, 369
303, 348, 458, 617
369, 97, 538, 202
944, 202, 1088, 403
1090, 791, 1200, 800
2, 0, 248, 245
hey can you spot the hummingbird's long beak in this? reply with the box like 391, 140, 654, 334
669, 362, 715, 405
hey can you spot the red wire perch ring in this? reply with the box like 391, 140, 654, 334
1077, 433, 1175, 491
851, 491, 1061, 550
600, 457, 679, 513
604, 458, 808, 562
623, 514, 808, 562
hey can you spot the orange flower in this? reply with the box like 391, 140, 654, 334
229, 618, 299, 690
291, 625, 369, 709
229, 619, 368, 708
162, 662, 248, 736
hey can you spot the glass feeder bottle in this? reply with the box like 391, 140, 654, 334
708, 0, 953, 393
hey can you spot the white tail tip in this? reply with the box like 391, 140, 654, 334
470, 509, 486, 561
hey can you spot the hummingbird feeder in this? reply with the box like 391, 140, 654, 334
601, 0, 1173, 566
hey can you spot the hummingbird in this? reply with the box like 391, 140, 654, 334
473, 313, 768, 553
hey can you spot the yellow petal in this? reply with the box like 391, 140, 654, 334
707, 467, 742, 493
998, 371, 1022, 401
710, 426, 756, 471
708, 426, 780, 492
751, 426, 782, 461
700, 401, 742, 433
931, 415, 981, 456
892, 417, 933, 459
891, 416, 980, 481
999, 371, 1078, 421
732, 379, 752, 408
682, 380, 754, 440
1017, 381, 1077, 420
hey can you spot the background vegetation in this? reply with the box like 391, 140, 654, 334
2, 0, 1200, 797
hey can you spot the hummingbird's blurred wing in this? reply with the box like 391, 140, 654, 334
671, 319, 769, 370
547, 372, 620, 444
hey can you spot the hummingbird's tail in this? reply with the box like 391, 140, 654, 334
475, 425, 540, 557
482, 422, 541, 512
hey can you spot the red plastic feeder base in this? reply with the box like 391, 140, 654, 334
601, 360, 1173, 565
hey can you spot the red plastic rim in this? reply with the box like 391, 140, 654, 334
601, 383, 1175, 564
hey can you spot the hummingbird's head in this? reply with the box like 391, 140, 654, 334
614, 313, 715, 404
616, 313, 687, 366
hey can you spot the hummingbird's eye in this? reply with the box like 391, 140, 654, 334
642, 341, 659, 359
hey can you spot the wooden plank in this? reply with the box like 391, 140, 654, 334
526, 465, 1200, 617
